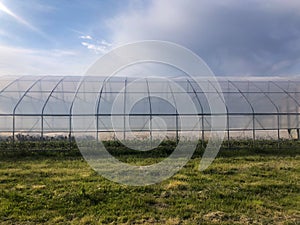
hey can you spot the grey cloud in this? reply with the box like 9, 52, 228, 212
107, 0, 300, 76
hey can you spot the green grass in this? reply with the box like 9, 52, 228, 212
0, 141, 299, 224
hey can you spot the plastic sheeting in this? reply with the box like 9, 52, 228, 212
0, 75, 299, 140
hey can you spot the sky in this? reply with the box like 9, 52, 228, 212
0, 0, 300, 76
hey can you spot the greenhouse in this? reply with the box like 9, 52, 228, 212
0, 75, 300, 150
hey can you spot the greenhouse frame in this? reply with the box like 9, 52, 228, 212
0, 75, 300, 150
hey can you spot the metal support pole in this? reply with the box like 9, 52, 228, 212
41, 115, 44, 150
277, 115, 280, 149
94, 78, 109, 144
250, 81, 281, 150
41, 77, 65, 150
271, 81, 300, 147
145, 79, 152, 146
12, 114, 15, 150
201, 116, 204, 148
123, 79, 128, 141
252, 114, 256, 148
175, 114, 179, 144
69, 114, 72, 151
167, 80, 179, 144
227, 114, 230, 149
207, 80, 229, 150
229, 81, 256, 149
0, 76, 26, 151
186, 79, 205, 148
13, 77, 44, 151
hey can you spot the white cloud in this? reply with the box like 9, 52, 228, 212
80, 37, 112, 54
78, 34, 112, 54
100, 40, 112, 47
80, 35, 93, 40
106, 0, 300, 76
0, 45, 96, 75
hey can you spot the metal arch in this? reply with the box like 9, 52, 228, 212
41, 76, 66, 113
287, 80, 291, 92
286, 79, 300, 92
207, 80, 230, 147
287, 79, 300, 137
250, 81, 280, 112
270, 81, 300, 108
67, 76, 90, 149
123, 78, 128, 140
96, 77, 112, 115
0, 76, 25, 96
249, 80, 281, 146
228, 81, 255, 113
95, 76, 110, 142
145, 78, 153, 143
287, 79, 300, 93
186, 79, 205, 146
166, 79, 179, 143
0, 75, 26, 141
12, 76, 45, 144
271, 80, 300, 142
69, 76, 87, 114
228, 81, 256, 144
0, 76, 38, 148
40, 76, 66, 141
13, 76, 46, 114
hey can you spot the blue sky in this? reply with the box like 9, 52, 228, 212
0, 0, 300, 76
0, 0, 130, 48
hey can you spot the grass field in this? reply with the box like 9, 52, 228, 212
0, 141, 299, 224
